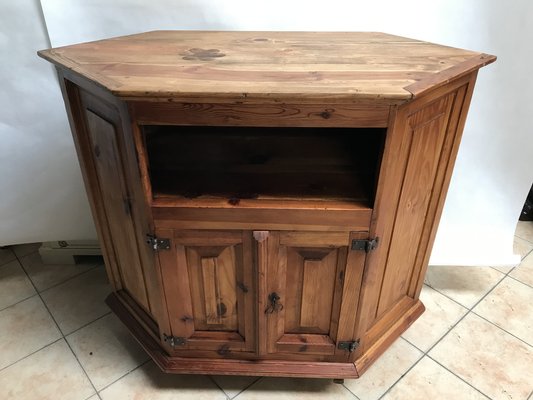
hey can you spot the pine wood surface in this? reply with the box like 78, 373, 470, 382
39, 31, 495, 103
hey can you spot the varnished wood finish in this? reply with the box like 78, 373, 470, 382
107, 292, 360, 378
43, 31, 495, 380
264, 231, 366, 360
131, 102, 389, 127
39, 31, 494, 104
157, 229, 255, 353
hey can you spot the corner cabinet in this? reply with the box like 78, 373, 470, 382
38, 31, 495, 380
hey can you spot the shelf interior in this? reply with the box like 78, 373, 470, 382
143, 125, 385, 208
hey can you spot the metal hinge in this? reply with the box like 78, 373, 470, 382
146, 234, 171, 251
163, 333, 186, 347
351, 238, 379, 252
337, 339, 360, 352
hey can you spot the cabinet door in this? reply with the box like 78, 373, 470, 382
262, 231, 367, 360
157, 230, 255, 353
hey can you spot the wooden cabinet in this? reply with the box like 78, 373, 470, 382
39, 31, 495, 379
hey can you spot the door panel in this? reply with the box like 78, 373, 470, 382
85, 110, 150, 311
157, 230, 255, 353
264, 231, 367, 360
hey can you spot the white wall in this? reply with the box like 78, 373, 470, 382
1, 0, 531, 266
0, 0, 96, 245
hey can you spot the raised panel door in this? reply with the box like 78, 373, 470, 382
157, 229, 255, 353
262, 231, 368, 360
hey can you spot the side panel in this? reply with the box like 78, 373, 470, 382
353, 73, 477, 360
85, 110, 149, 309
58, 73, 164, 326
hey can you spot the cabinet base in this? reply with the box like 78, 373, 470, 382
106, 293, 424, 379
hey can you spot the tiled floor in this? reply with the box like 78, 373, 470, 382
1, 222, 532, 400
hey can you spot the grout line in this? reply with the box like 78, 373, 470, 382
0, 258, 17, 269
0, 293, 39, 313
375, 349, 425, 400
425, 271, 507, 352
209, 375, 261, 400
206, 376, 231, 400
11, 248, 39, 261
341, 379, 363, 400
470, 311, 533, 349
232, 376, 262, 399
64, 311, 113, 337
0, 338, 63, 373
12, 250, 101, 398
506, 273, 533, 290
378, 271, 510, 399
62, 333, 103, 397
32, 263, 103, 295
232, 377, 264, 400
0, 254, 17, 268
425, 355, 492, 399
97, 359, 152, 394
425, 268, 506, 312
338, 380, 361, 400
83, 392, 100, 400
519, 245, 533, 261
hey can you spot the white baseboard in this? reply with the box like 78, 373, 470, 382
39, 240, 101, 264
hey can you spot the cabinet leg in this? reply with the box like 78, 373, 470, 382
333, 379, 344, 384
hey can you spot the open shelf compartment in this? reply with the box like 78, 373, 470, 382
142, 125, 385, 210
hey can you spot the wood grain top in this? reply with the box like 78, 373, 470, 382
38, 31, 495, 104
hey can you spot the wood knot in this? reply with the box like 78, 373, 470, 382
217, 344, 230, 356
181, 315, 194, 323
217, 302, 227, 317
320, 110, 333, 119
181, 48, 226, 61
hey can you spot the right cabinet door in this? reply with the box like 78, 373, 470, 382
262, 231, 368, 360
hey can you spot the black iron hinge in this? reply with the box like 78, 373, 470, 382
351, 238, 379, 253
163, 333, 186, 347
337, 339, 360, 352
146, 234, 171, 251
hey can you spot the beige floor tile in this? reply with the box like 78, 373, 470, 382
510, 251, 533, 287
41, 266, 111, 335
474, 276, 533, 345
429, 313, 533, 400
0, 260, 36, 310
66, 313, 149, 390
99, 361, 226, 400
20, 252, 99, 292
382, 356, 489, 400
11, 242, 40, 258
491, 264, 515, 274
236, 377, 355, 400
211, 375, 260, 398
514, 236, 533, 260
402, 285, 467, 352
515, 221, 533, 243
343, 338, 422, 400
0, 340, 95, 400
0, 296, 61, 370
0, 247, 16, 266
425, 265, 504, 308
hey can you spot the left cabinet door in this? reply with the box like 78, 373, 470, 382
156, 229, 256, 353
